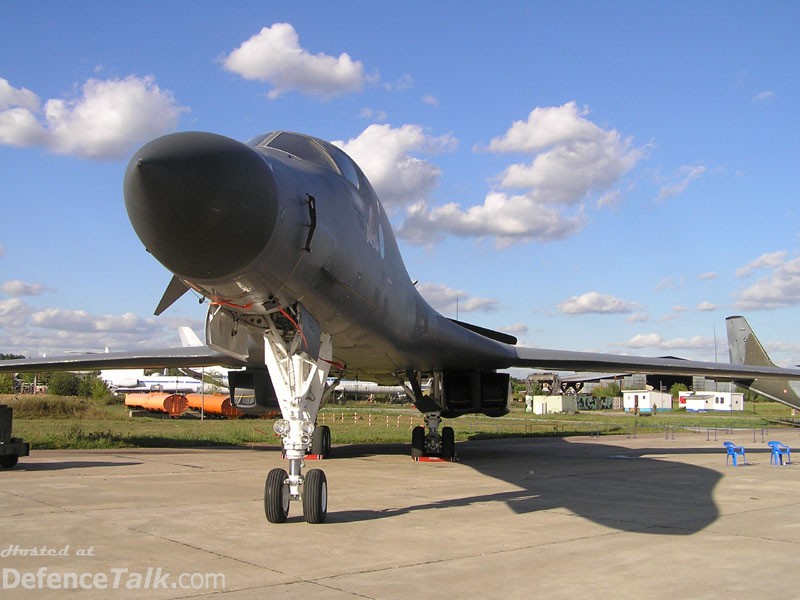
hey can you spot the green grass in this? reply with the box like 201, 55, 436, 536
2, 394, 796, 450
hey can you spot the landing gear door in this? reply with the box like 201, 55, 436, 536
206, 305, 250, 361
296, 303, 321, 360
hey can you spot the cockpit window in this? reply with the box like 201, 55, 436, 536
245, 133, 271, 147
249, 131, 363, 190
259, 131, 339, 173
325, 143, 361, 189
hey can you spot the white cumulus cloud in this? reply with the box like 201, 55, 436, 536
735, 250, 787, 277
0, 297, 202, 356
0, 298, 31, 326
29, 308, 161, 334
0, 78, 39, 111
416, 282, 498, 315
557, 291, 641, 315
398, 102, 643, 247
0, 76, 185, 159
399, 194, 586, 247
502, 322, 529, 336
735, 255, 800, 310
490, 103, 642, 206
618, 332, 664, 348
487, 103, 600, 153
1, 280, 53, 297
333, 123, 456, 210
222, 23, 370, 100
613, 333, 713, 351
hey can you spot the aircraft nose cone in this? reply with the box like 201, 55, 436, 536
124, 132, 278, 281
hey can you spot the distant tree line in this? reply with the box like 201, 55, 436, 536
0, 355, 24, 393
591, 382, 621, 398
0, 355, 112, 399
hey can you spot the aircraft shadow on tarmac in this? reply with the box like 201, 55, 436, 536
6, 460, 142, 472
330, 437, 721, 534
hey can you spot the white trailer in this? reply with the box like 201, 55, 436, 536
530, 395, 578, 415
622, 390, 672, 413
679, 391, 744, 412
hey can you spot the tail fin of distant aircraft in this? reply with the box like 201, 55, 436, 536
179, 327, 203, 348
726, 315, 800, 408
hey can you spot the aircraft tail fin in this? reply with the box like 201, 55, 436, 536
726, 315, 775, 368
725, 315, 800, 408
179, 327, 204, 348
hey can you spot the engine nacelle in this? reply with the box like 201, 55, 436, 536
416, 371, 511, 418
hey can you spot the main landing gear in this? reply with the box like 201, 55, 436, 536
310, 424, 332, 458
411, 413, 455, 461
260, 308, 333, 524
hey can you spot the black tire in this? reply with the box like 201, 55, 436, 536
302, 469, 327, 524
0, 454, 18, 469
311, 425, 332, 458
441, 426, 455, 459
310, 427, 324, 455
264, 468, 290, 523
411, 425, 425, 458
321, 425, 332, 458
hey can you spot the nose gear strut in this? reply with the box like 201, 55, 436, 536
260, 305, 333, 523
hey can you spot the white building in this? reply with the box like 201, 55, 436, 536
622, 390, 672, 413
527, 395, 578, 415
679, 391, 744, 412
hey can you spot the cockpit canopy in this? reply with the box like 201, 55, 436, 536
248, 131, 361, 189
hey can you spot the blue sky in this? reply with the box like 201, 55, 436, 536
1, 1, 799, 369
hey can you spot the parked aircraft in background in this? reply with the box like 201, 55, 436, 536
726, 315, 800, 407
99, 330, 226, 394
176, 326, 232, 389
100, 368, 206, 394
332, 378, 407, 400
3, 130, 800, 525
184, 326, 405, 399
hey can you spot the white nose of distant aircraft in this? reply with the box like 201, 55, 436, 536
123, 132, 279, 281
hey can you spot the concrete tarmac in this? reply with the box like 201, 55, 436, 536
1, 431, 799, 599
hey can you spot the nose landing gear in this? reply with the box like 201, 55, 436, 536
260, 308, 333, 524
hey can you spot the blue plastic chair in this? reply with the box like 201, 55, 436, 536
768, 441, 791, 465
724, 441, 746, 466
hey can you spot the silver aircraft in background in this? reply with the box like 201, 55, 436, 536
3, 130, 800, 524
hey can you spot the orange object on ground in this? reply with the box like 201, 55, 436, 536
125, 393, 188, 416
184, 393, 244, 419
